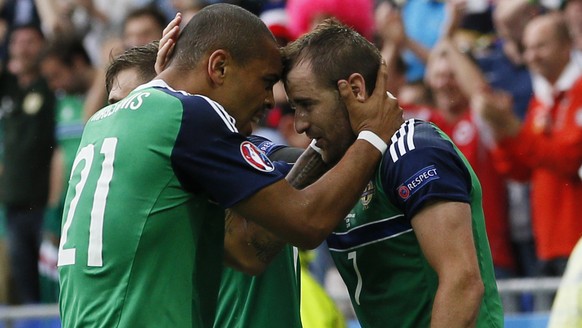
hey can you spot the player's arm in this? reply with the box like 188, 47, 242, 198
411, 200, 484, 328
225, 146, 329, 275
223, 209, 284, 275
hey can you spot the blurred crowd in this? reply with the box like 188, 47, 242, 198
0, 0, 580, 317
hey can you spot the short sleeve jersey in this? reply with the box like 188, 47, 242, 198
57, 80, 285, 328
216, 246, 301, 328
327, 119, 503, 328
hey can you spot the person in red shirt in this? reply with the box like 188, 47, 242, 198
423, 36, 516, 278
475, 12, 582, 276
376, 1, 518, 279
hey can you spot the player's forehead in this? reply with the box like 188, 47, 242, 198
285, 60, 322, 99
258, 38, 283, 77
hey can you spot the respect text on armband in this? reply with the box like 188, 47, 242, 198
90, 92, 151, 122
397, 165, 439, 200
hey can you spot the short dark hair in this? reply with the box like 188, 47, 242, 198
169, 3, 277, 70
123, 5, 167, 32
105, 41, 159, 94
281, 18, 381, 95
40, 35, 91, 67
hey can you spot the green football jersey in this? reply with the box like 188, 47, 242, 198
215, 245, 301, 328
58, 81, 284, 327
328, 120, 503, 327
214, 138, 304, 328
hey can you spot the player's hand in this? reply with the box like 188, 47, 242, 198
338, 60, 404, 142
155, 12, 182, 74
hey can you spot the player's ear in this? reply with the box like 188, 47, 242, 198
347, 73, 367, 102
208, 50, 229, 85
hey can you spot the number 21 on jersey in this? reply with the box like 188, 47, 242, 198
58, 137, 118, 267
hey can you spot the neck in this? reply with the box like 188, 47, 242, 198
157, 66, 209, 95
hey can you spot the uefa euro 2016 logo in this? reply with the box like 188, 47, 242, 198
240, 141, 275, 172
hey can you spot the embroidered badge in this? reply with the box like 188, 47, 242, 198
240, 141, 275, 172
361, 181, 375, 209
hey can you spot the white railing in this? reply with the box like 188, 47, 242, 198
0, 304, 59, 320
497, 277, 562, 294
0, 277, 565, 324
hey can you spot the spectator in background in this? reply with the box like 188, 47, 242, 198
37, 36, 95, 303
484, 0, 542, 120
423, 1, 517, 281
377, 1, 517, 286
0, 23, 55, 304
398, 0, 446, 101
475, 12, 582, 278
33, 0, 108, 39
82, 4, 167, 121
374, 0, 434, 109
122, 5, 167, 49
475, 0, 544, 285
0, 0, 39, 304
167, 0, 206, 24
0, 0, 41, 64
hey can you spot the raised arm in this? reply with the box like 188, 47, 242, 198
225, 145, 329, 274
375, 2, 430, 66
437, 1, 490, 99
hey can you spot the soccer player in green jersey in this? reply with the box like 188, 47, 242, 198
57, 4, 403, 328
280, 19, 504, 327
106, 35, 324, 328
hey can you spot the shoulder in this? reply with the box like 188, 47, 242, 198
380, 119, 471, 190
385, 119, 455, 165
142, 81, 238, 133
378, 120, 473, 214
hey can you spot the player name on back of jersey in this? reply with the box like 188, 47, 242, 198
90, 91, 151, 122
